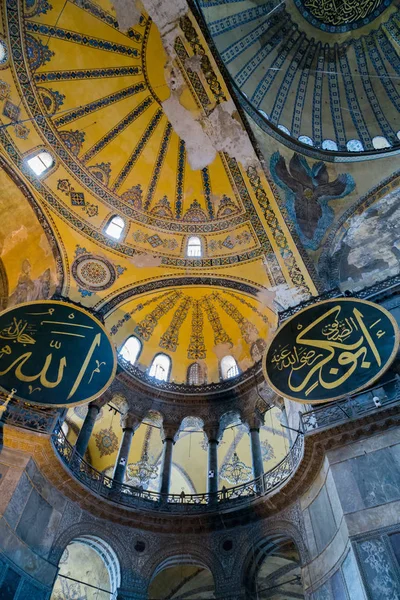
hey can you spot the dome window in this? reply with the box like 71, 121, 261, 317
220, 355, 239, 380
346, 139, 364, 152
322, 139, 338, 151
120, 336, 141, 366
0, 40, 7, 64
298, 135, 314, 146
372, 136, 390, 150
186, 236, 202, 258
26, 150, 54, 176
278, 124, 290, 136
105, 215, 125, 240
149, 353, 171, 382
187, 363, 201, 385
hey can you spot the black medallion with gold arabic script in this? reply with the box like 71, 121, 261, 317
263, 299, 399, 404
0, 301, 116, 406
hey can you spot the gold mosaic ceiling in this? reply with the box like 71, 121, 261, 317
0, 0, 316, 383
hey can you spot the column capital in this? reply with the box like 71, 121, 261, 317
203, 422, 222, 443
121, 413, 141, 431
242, 412, 264, 432
161, 423, 180, 442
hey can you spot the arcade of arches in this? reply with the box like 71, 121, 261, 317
0, 0, 399, 598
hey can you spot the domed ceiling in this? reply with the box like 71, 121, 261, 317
197, 0, 400, 154
0, 0, 316, 384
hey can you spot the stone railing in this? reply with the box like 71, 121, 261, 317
51, 424, 304, 513
0, 398, 64, 434
300, 376, 400, 433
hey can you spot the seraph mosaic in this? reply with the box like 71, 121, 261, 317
271, 153, 355, 251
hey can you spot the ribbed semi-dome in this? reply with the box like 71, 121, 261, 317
196, 0, 400, 155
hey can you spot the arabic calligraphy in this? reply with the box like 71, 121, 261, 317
0, 301, 116, 407
303, 0, 384, 26
264, 299, 398, 404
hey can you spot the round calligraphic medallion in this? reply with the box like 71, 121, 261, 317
263, 299, 399, 404
0, 300, 116, 407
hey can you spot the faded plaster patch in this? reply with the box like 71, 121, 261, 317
112, 0, 141, 31
1, 225, 28, 256
129, 253, 162, 268
111, 0, 258, 170
162, 90, 217, 170
212, 342, 233, 360
184, 54, 203, 75
39, 233, 51, 257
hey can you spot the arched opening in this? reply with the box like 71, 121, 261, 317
26, 150, 54, 176
104, 215, 125, 240
243, 534, 303, 599
278, 124, 290, 136
220, 355, 239, 380
149, 353, 171, 382
322, 139, 338, 151
119, 335, 142, 366
298, 135, 313, 146
186, 236, 202, 258
51, 536, 121, 599
149, 556, 216, 599
346, 139, 364, 152
187, 362, 207, 385
171, 417, 206, 494
372, 136, 391, 149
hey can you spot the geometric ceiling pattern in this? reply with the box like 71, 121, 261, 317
107, 286, 272, 384
198, 0, 400, 153
0, 0, 316, 383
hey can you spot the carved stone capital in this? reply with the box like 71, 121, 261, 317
203, 422, 222, 443
161, 423, 180, 442
121, 413, 141, 432
242, 411, 264, 431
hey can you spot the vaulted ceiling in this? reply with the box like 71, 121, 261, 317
198, 0, 400, 154
0, 0, 316, 384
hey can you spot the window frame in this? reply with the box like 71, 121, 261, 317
220, 355, 240, 381
25, 149, 55, 178
148, 352, 171, 382
119, 336, 142, 366
104, 214, 126, 240
187, 362, 201, 385
186, 236, 202, 258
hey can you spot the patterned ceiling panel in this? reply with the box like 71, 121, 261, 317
196, 0, 400, 154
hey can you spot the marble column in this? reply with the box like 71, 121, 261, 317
113, 414, 141, 484
204, 423, 221, 498
159, 425, 179, 497
249, 427, 264, 480
245, 414, 264, 488
75, 403, 100, 457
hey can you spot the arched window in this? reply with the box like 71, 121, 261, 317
186, 236, 202, 258
372, 136, 390, 149
187, 363, 201, 385
278, 124, 290, 136
149, 353, 171, 382
0, 40, 8, 64
105, 215, 125, 240
298, 135, 314, 146
322, 139, 338, 151
397, 131, 400, 141
259, 110, 269, 119
26, 150, 54, 176
346, 139, 364, 152
220, 355, 239, 380
120, 336, 141, 366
